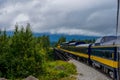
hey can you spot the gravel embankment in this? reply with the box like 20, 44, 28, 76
69, 59, 112, 80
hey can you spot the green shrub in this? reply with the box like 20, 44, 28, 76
39, 60, 77, 80
0, 24, 77, 80
0, 24, 49, 79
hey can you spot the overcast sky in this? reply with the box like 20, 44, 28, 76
0, 0, 118, 36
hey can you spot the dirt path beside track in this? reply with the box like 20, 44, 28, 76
69, 59, 112, 80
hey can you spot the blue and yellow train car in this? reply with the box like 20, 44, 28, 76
57, 36, 120, 80
91, 45, 119, 80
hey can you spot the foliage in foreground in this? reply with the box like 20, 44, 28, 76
0, 23, 77, 80
0, 23, 50, 79
39, 60, 77, 80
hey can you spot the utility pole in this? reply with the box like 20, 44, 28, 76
116, 0, 120, 36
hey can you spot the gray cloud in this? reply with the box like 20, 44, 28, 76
0, 0, 117, 36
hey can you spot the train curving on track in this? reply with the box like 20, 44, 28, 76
56, 36, 120, 80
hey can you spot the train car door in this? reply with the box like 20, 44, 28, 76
118, 47, 120, 80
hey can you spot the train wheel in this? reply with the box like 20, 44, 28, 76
109, 71, 114, 78
103, 67, 108, 73
92, 63, 95, 68
77, 57, 79, 61
86, 60, 89, 65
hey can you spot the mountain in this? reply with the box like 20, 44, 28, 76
6, 31, 99, 42
47, 34, 99, 42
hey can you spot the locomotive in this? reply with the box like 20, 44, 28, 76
57, 36, 120, 80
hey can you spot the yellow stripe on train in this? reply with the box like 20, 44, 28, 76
91, 55, 118, 68
59, 48, 89, 58
58, 48, 118, 68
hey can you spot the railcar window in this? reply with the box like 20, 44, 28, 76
63, 46, 88, 54
91, 47, 114, 60
74, 47, 88, 54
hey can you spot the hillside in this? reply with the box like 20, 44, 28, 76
6, 31, 99, 42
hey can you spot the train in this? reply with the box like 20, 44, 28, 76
57, 36, 120, 80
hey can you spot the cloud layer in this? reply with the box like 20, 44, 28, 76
0, 0, 117, 36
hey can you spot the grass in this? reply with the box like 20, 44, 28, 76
59, 75, 77, 80
38, 60, 77, 80
7, 60, 77, 80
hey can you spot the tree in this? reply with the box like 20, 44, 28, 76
58, 36, 66, 44
0, 23, 52, 79
55, 36, 66, 47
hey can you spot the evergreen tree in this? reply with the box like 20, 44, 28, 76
55, 36, 66, 47
58, 36, 66, 44
0, 23, 52, 79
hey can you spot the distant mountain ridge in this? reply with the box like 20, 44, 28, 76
6, 31, 99, 42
